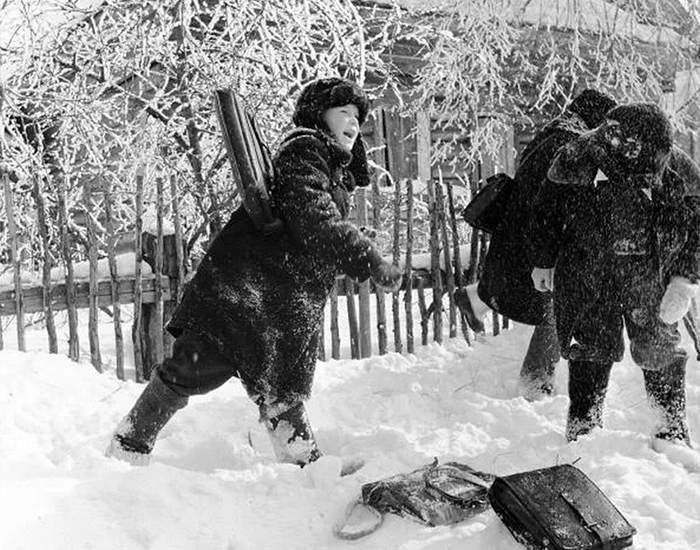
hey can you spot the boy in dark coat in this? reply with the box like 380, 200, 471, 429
529, 102, 700, 467
106, 77, 402, 467
455, 90, 617, 399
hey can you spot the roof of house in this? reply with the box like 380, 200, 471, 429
359, 0, 698, 45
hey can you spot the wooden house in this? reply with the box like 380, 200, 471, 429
357, 0, 699, 198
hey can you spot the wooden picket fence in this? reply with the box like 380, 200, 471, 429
0, 171, 506, 381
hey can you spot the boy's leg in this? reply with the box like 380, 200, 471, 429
240, 367, 321, 467
454, 283, 487, 334
257, 400, 322, 467
106, 331, 236, 464
106, 372, 188, 464
518, 298, 560, 400
626, 307, 691, 444
642, 356, 690, 444
566, 359, 613, 441
563, 303, 623, 441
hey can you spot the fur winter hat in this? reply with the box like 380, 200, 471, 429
548, 102, 674, 186
293, 77, 369, 129
568, 89, 617, 129
293, 77, 371, 187
606, 103, 673, 158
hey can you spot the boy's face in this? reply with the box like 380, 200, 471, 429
323, 104, 360, 152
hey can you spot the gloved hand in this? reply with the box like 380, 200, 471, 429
371, 262, 403, 293
659, 276, 699, 325
531, 267, 554, 292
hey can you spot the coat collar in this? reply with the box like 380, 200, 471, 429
280, 127, 352, 166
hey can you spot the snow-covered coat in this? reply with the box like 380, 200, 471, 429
530, 129, 700, 361
478, 113, 590, 325
167, 128, 384, 405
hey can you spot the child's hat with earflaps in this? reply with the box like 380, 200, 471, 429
292, 77, 372, 188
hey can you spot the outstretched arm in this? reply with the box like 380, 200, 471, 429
273, 134, 384, 282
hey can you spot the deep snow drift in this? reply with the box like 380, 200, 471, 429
1, 305, 699, 550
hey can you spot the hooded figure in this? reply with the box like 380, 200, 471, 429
529, 102, 700, 468
455, 89, 617, 399
106, 77, 402, 469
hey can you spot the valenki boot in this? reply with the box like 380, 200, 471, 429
565, 360, 613, 442
518, 303, 560, 401
643, 357, 691, 444
262, 402, 364, 476
105, 374, 188, 465
263, 401, 322, 467
643, 357, 699, 472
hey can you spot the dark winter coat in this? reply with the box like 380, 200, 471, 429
166, 128, 384, 405
478, 113, 590, 325
529, 145, 700, 358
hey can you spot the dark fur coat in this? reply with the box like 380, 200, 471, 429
529, 140, 700, 359
478, 113, 590, 325
167, 128, 384, 404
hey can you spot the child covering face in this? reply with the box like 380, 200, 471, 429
529, 103, 700, 471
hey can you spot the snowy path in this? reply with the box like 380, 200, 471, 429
1, 312, 699, 550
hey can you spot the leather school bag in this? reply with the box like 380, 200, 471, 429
488, 464, 636, 550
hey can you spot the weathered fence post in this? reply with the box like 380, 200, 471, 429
404, 178, 415, 354
426, 177, 443, 343
417, 275, 429, 345
317, 308, 326, 361
371, 180, 387, 355
369, 112, 389, 355
330, 282, 340, 359
467, 166, 480, 287
3, 168, 25, 351
447, 176, 471, 344
84, 182, 102, 372
392, 178, 403, 353
356, 187, 372, 357
139, 180, 177, 378
153, 177, 165, 367
492, 310, 501, 336
57, 161, 79, 361
2, 81, 25, 351
169, 174, 185, 305
344, 277, 360, 359
132, 171, 145, 382
436, 172, 457, 338
104, 187, 125, 380
30, 176, 58, 353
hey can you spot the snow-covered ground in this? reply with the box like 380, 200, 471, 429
1, 297, 699, 550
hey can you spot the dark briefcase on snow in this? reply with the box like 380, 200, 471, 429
461, 172, 515, 233
488, 464, 636, 550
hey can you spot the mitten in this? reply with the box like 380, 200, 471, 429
531, 267, 554, 292
371, 263, 402, 293
659, 276, 699, 325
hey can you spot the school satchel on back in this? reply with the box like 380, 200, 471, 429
213, 89, 283, 235
461, 172, 515, 233
488, 464, 636, 550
